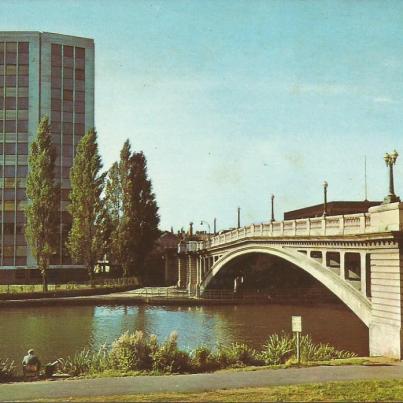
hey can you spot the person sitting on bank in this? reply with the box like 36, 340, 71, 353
22, 349, 41, 377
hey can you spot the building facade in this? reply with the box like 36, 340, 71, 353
0, 31, 94, 282
284, 201, 381, 220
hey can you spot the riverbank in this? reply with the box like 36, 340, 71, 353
0, 286, 342, 308
0, 278, 139, 302
1, 362, 402, 402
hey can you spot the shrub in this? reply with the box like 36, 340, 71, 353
260, 333, 295, 365
260, 333, 356, 365
190, 345, 219, 372
214, 343, 260, 368
0, 358, 15, 382
109, 331, 153, 371
151, 331, 191, 373
299, 334, 356, 362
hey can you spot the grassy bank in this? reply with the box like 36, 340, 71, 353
1, 331, 360, 382
0, 277, 138, 300
33, 379, 403, 402
56, 331, 356, 378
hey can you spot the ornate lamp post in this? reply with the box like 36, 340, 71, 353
323, 181, 328, 217
383, 150, 400, 204
271, 194, 275, 222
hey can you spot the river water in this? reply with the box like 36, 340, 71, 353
0, 302, 368, 367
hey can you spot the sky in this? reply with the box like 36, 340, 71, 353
2, 0, 403, 232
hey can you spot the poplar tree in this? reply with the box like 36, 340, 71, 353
25, 116, 59, 292
67, 129, 106, 282
104, 161, 126, 275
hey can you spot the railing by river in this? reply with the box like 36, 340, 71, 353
179, 212, 373, 253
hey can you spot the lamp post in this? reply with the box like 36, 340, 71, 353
323, 181, 328, 217
383, 150, 400, 204
237, 207, 241, 228
271, 194, 275, 222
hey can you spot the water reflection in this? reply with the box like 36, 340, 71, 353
0, 303, 368, 368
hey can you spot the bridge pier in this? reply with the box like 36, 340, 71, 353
360, 253, 367, 296
368, 203, 403, 358
339, 251, 345, 280
186, 254, 198, 296
177, 255, 187, 288
369, 247, 403, 358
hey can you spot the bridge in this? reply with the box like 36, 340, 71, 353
177, 202, 403, 359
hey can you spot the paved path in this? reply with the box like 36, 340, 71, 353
1, 364, 403, 401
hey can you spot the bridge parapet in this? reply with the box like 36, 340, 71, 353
195, 212, 372, 251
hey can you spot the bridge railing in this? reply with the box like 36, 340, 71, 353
179, 212, 372, 251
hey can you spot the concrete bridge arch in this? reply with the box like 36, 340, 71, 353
200, 243, 371, 327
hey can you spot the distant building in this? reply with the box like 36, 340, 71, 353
0, 31, 94, 283
284, 201, 382, 221
145, 231, 181, 286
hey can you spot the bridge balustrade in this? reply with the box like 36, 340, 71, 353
199, 213, 372, 249
177, 213, 372, 253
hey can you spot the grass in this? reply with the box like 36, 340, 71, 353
67, 356, 396, 380
31, 379, 403, 402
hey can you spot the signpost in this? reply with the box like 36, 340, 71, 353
292, 316, 302, 364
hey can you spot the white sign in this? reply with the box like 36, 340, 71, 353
292, 316, 302, 332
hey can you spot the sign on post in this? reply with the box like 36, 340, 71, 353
291, 316, 302, 364
292, 316, 302, 333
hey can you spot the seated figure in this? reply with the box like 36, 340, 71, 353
22, 349, 41, 378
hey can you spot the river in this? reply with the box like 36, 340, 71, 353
0, 302, 368, 367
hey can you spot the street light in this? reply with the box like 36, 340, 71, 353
323, 181, 328, 217
383, 150, 400, 204
270, 194, 275, 222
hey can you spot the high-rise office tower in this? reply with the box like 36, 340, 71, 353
0, 32, 94, 282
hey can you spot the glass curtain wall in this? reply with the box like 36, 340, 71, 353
50, 43, 86, 265
0, 41, 29, 267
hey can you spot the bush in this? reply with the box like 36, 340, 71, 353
151, 331, 191, 373
109, 331, 153, 372
260, 333, 295, 365
0, 358, 15, 382
190, 345, 219, 372
299, 334, 356, 362
214, 343, 260, 368
260, 333, 356, 365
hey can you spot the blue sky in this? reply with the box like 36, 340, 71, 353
2, 0, 403, 231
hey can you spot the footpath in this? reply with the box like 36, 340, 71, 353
1, 363, 403, 401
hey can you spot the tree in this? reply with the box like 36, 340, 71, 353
105, 140, 160, 281
67, 129, 106, 282
25, 116, 59, 292
128, 151, 160, 281
104, 161, 125, 275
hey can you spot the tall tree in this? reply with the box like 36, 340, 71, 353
128, 151, 160, 280
25, 116, 59, 292
104, 140, 160, 281
67, 129, 106, 282
104, 161, 126, 275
